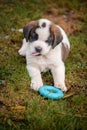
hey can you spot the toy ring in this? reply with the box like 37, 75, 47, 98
39, 85, 64, 100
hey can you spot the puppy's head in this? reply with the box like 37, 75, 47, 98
23, 19, 63, 56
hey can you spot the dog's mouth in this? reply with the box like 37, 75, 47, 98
31, 52, 41, 56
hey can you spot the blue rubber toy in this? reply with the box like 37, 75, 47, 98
39, 85, 64, 100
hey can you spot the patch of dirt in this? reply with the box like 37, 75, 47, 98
44, 8, 84, 35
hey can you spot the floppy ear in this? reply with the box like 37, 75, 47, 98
23, 21, 38, 42
50, 24, 63, 48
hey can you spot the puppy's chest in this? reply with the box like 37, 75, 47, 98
34, 56, 52, 72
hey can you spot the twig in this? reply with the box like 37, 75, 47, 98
11, 105, 25, 110
63, 92, 76, 99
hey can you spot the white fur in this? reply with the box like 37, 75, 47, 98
18, 19, 70, 92
36, 19, 51, 41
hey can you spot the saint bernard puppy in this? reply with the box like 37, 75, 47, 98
18, 19, 70, 92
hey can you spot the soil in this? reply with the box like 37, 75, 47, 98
44, 8, 83, 35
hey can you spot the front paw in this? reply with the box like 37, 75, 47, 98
55, 83, 67, 92
30, 81, 43, 91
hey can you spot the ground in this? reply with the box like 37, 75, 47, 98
0, 0, 87, 130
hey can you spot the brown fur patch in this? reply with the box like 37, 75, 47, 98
42, 22, 46, 27
23, 21, 38, 42
50, 24, 63, 48
61, 42, 70, 61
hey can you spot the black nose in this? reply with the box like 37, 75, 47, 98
35, 46, 42, 53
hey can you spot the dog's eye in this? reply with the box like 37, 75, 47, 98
29, 32, 38, 42
45, 39, 49, 43
45, 35, 53, 45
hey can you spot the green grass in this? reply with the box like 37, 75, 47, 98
0, 0, 87, 130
